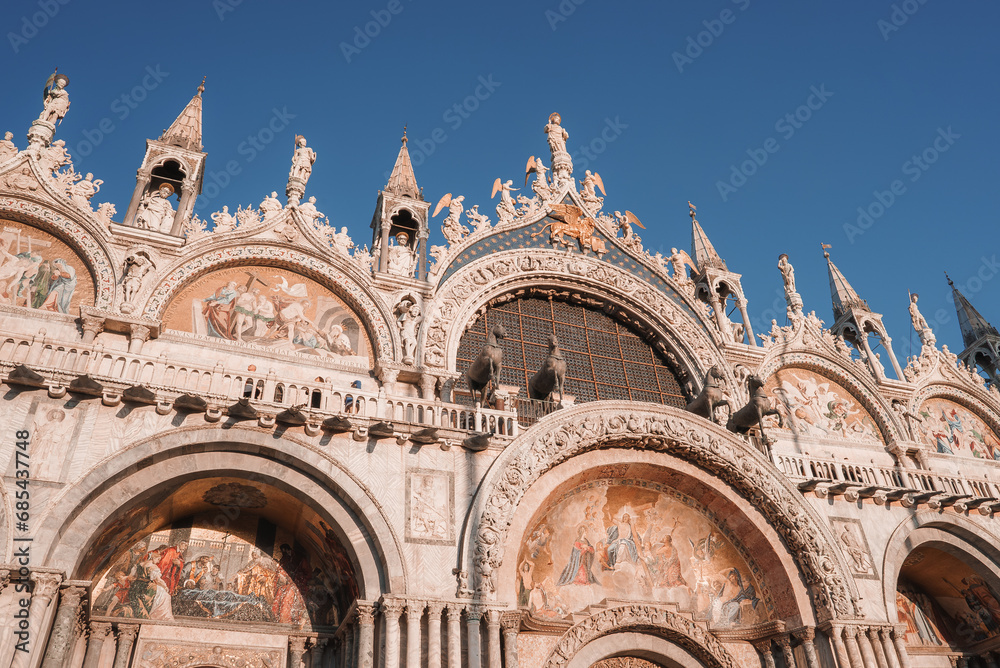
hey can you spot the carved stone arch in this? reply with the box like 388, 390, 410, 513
141, 245, 398, 363
543, 605, 739, 668
35, 426, 407, 598
757, 351, 902, 445
425, 249, 732, 395
880, 511, 1000, 624
463, 402, 861, 621
0, 194, 117, 309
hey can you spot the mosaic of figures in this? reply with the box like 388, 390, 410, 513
763, 368, 882, 443
897, 548, 1000, 649
915, 398, 1000, 460
92, 514, 357, 629
162, 267, 371, 363
0, 221, 93, 313
516, 479, 769, 629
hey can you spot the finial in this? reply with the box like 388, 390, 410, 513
401, 125, 407, 145
688, 201, 697, 221
945, 271, 954, 287
197, 76, 206, 96
821, 242, 832, 259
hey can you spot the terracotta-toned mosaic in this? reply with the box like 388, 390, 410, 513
764, 368, 882, 443
0, 220, 94, 313
916, 397, 1000, 460
161, 267, 371, 363
516, 479, 770, 629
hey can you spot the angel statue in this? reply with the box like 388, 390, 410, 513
39, 71, 70, 125
580, 170, 606, 201
492, 178, 518, 224
524, 156, 551, 201
614, 210, 645, 248
433, 193, 469, 245
667, 247, 697, 282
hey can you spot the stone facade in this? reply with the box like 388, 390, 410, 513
1, 76, 1000, 668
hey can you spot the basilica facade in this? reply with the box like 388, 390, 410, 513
1, 75, 999, 668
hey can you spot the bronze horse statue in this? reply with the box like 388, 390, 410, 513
685, 365, 730, 423
528, 334, 567, 403
726, 374, 784, 441
466, 324, 506, 407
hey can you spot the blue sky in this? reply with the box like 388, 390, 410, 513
3, 0, 998, 365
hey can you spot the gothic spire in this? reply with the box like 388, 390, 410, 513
689, 202, 726, 271
824, 247, 869, 319
947, 272, 1000, 348
384, 127, 421, 200
160, 78, 205, 152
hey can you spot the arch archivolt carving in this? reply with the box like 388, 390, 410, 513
141, 245, 397, 363
0, 195, 116, 309
544, 605, 737, 668
424, 249, 730, 391
467, 401, 861, 621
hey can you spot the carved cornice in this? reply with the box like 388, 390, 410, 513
542, 605, 737, 668
470, 402, 860, 621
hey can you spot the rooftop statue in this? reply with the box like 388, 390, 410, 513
778, 253, 804, 319
39, 72, 70, 126
491, 178, 518, 224
544, 112, 572, 185
909, 292, 936, 347
286, 135, 316, 206
433, 193, 468, 244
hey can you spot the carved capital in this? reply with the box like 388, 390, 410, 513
30, 571, 62, 599
405, 601, 425, 619
792, 626, 815, 643
60, 585, 87, 610
115, 623, 140, 644
485, 609, 501, 627
465, 606, 484, 622
445, 603, 464, 621
500, 611, 523, 633
380, 598, 404, 619
90, 621, 113, 641
81, 315, 105, 336
129, 323, 151, 342
356, 603, 376, 626
288, 636, 308, 654
0, 569, 9, 592
751, 640, 773, 654
425, 601, 446, 617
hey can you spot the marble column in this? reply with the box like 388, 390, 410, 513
867, 628, 888, 668
426, 603, 445, 668
446, 604, 462, 668
776, 636, 795, 668
829, 627, 852, 668
311, 638, 328, 668
111, 624, 139, 668
466, 607, 483, 668
752, 640, 776, 668
857, 627, 878, 668
485, 611, 501, 668
289, 637, 308, 668
878, 629, 900, 668
344, 625, 356, 668
843, 628, 865, 668
357, 604, 376, 668
383, 600, 404, 668
890, 626, 911, 668
405, 603, 423, 668
40, 586, 86, 668
82, 622, 112, 668
793, 628, 820, 668
12, 572, 62, 668
500, 613, 521, 668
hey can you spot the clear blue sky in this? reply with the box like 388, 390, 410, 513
3, 0, 998, 364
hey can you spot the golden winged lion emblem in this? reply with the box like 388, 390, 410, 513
530, 203, 606, 255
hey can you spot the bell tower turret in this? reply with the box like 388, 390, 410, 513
370, 130, 429, 281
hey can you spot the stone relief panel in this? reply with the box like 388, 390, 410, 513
405, 468, 454, 545
515, 478, 772, 630
829, 517, 877, 581
161, 266, 372, 366
763, 367, 882, 443
0, 220, 95, 313
915, 397, 1000, 459
4, 396, 88, 482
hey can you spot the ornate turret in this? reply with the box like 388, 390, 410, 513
370, 130, 429, 281
122, 79, 207, 237
824, 247, 903, 380
688, 202, 756, 346
948, 273, 1000, 386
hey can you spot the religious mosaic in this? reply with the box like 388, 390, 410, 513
764, 368, 882, 443
91, 514, 357, 629
161, 266, 371, 363
0, 220, 94, 313
516, 479, 770, 629
915, 398, 1000, 460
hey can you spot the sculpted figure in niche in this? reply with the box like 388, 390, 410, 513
39, 73, 70, 125
135, 184, 175, 233
396, 299, 422, 365
122, 253, 152, 306
387, 232, 415, 277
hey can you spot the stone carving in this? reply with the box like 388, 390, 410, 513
466, 324, 506, 408
210, 206, 236, 233
471, 404, 859, 620
778, 253, 804, 319
542, 605, 737, 668
465, 205, 491, 234
544, 112, 573, 185
286, 134, 316, 206
0, 132, 17, 162
68, 172, 102, 210
579, 170, 605, 212
726, 375, 784, 443
353, 244, 375, 274
531, 203, 604, 255
96, 202, 117, 225
39, 72, 71, 125
121, 253, 153, 311
135, 642, 283, 668
135, 184, 175, 233
492, 178, 518, 224
387, 232, 415, 277
406, 468, 454, 544
182, 213, 208, 240
235, 204, 261, 228
612, 210, 643, 252
830, 517, 877, 580
685, 364, 731, 424
331, 226, 354, 256
667, 247, 697, 284
434, 193, 468, 244
297, 196, 324, 222
908, 292, 936, 347
37, 139, 71, 174
396, 298, 422, 365
525, 156, 552, 201
259, 191, 282, 219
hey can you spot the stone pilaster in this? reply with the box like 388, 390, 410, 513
40, 586, 86, 668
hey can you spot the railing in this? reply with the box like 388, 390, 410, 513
514, 397, 561, 428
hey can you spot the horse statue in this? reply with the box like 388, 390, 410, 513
726, 374, 784, 441
685, 365, 730, 423
528, 334, 567, 403
466, 324, 506, 407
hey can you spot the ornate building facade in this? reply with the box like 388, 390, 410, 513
1, 75, 1000, 668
